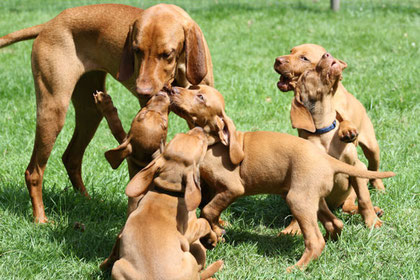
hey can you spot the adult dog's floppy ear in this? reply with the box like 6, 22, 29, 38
185, 22, 207, 85
216, 113, 245, 165
125, 156, 162, 197
290, 86, 316, 133
184, 163, 201, 211
104, 137, 133, 169
117, 24, 135, 81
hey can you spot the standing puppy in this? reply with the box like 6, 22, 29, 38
274, 44, 385, 191
0, 3, 212, 223
169, 85, 394, 270
101, 127, 223, 280
94, 90, 170, 214
281, 53, 383, 236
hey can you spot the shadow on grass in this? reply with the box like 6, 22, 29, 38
227, 195, 292, 229
0, 182, 126, 267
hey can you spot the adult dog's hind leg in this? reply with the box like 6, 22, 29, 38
62, 71, 106, 196
25, 57, 81, 223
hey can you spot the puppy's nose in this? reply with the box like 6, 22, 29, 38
136, 86, 154, 96
275, 57, 287, 66
322, 53, 331, 59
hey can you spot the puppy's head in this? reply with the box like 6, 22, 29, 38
291, 53, 347, 132
117, 4, 208, 99
125, 127, 208, 211
274, 44, 327, 92
104, 91, 170, 170
168, 85, 244, 165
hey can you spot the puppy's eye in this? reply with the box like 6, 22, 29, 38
196, 94, 205, 102
301, 56, 310, 62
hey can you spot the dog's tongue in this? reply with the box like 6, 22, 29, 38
277, 76, 292, 92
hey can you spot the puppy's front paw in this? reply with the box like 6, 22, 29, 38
200, 230, 219, 250
338, 120, 359, 143
93, 91, 114, 114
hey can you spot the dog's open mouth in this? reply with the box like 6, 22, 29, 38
277, 74, 295, 92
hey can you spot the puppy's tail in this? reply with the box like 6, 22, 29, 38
0, 24, 45, 48
327, 156, 395, 179
200, 260, 223, 280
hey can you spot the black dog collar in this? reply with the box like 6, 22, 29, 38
152, 185, 184, 198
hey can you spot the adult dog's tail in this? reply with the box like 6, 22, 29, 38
0, 24, 45, 48
327, 155, 395, 179
200, 260, 223, 280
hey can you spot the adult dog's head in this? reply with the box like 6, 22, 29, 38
118, 4, 212, 99
274, 44, 327, 92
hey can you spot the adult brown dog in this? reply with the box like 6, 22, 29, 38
169, 85, 394, 270
100, 127, 223, 280
274, 44, 384, 191
94, 90, 170, 214
281, 53, 384, 236
0, 3, 213, 223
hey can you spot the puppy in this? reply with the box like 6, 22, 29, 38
94, 90, 170, 214
274, 44, 385, 191
101, 127, 223, 279
169, 85, 394, 270
281, 53, 383, 236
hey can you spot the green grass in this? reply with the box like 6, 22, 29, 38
0, 0, 419, 279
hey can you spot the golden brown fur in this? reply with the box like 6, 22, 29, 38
100, 128, 223, 280
281, 53, 383, 236
169, 85, 394, 270
274, 44, 385, 191
0, 3, 213, 223
94, 90, 170, 214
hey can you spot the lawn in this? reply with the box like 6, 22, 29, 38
0, 0, 419, 279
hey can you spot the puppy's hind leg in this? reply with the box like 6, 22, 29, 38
358, 119, 385, 191
318, 198, 343, 240
349, 160, 382, 228
285, 190, 325, 271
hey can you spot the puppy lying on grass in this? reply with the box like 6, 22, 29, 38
100, 127, 223, 279
168, 85, 395, 270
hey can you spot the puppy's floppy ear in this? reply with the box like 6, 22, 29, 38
117, 23, 135, 81
290, 86, 316, 133
184, 22, 208, 85
338, 59, 347, 70
125, 156, 163, 197
104, 137, 133, 169
216, 113, 245, 165
184, 163, 201, 211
